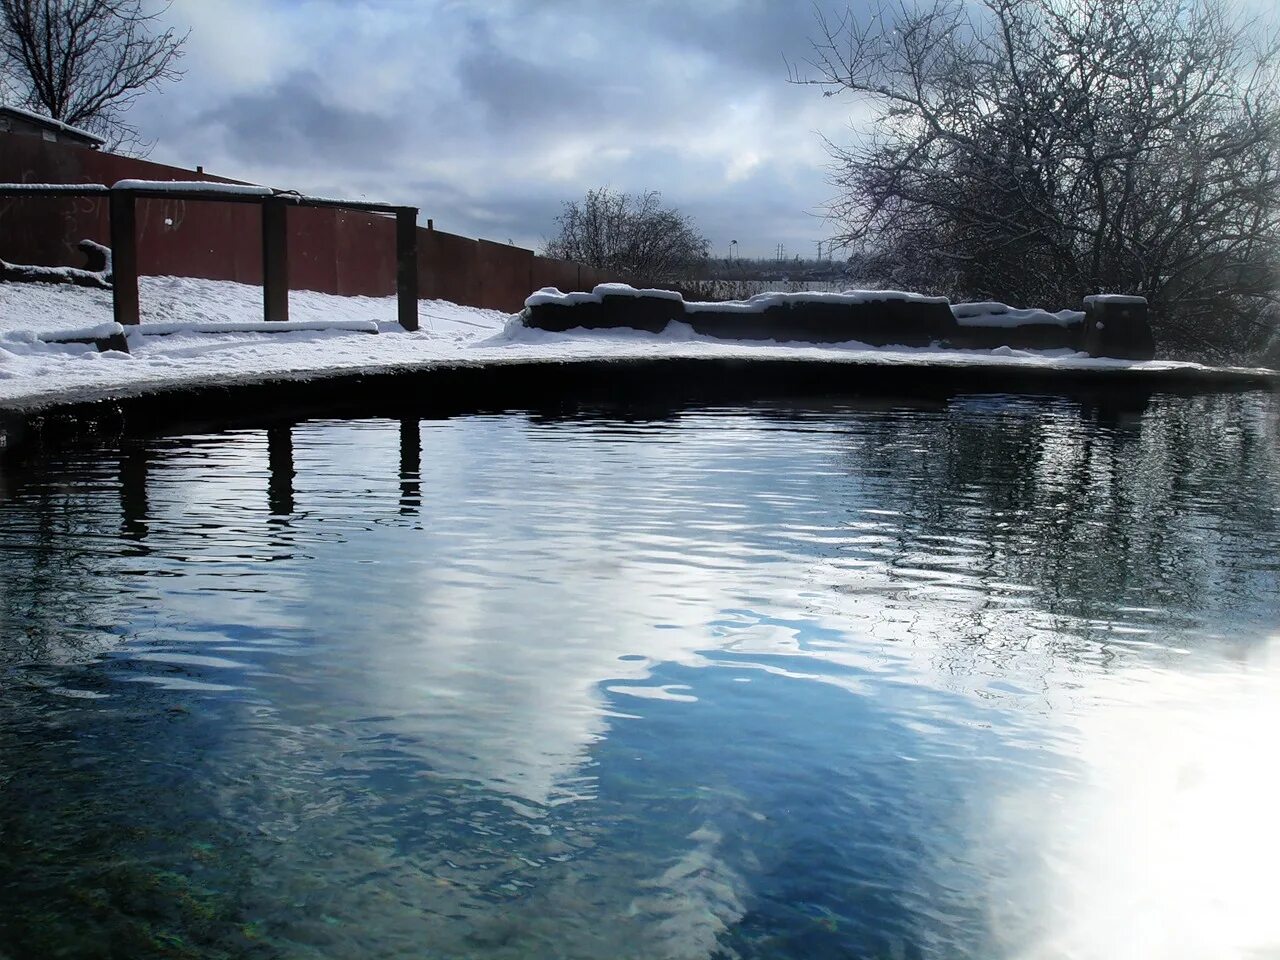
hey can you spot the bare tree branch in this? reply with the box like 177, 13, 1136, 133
795, 0, 1280, 361
543, 188, 710, 286
0, 0, 186, 155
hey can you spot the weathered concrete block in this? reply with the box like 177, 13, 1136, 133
685, 292, 953, 346
520, 286, 1157, 360
857, 297, 955, 346
683, 305, 781, 340
524, 301, 600, 332
945, 302, 1085, 352
598, 291, 684, 333
1081, 295, 1155, 360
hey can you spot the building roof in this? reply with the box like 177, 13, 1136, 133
0, 105, 105, 146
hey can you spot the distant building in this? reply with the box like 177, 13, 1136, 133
0, 106, 104, 149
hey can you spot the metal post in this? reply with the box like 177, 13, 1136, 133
262, 199, 289, 322
396, 207, 419, 331
109, 189, 139, 325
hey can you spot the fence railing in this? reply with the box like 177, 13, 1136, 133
0, 182, 420, 331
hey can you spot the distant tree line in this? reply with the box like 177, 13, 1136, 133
796, 0, 1280, 361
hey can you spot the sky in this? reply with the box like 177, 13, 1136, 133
136, 0, 861, 259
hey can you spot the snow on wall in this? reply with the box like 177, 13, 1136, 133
35, 322, 123, 342
0, 182, 108, 193
953, 302, 1084, 327
525, 285, 953, 312
112, 179, 275, 197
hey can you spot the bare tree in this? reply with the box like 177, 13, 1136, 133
794, 0, 1280, 361
544, 188, 710, 285
0, 0, 186, 153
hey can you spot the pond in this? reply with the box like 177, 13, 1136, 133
1, 391, 1278, 960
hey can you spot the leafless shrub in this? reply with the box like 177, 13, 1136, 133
544, 188, 710, 287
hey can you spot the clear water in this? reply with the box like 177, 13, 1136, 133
2, 393, 1279, 960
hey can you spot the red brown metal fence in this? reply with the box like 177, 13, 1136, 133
0, 135, 616, 312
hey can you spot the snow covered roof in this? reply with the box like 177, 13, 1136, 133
0, 105, 104, 147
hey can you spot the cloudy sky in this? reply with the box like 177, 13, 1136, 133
135, 1, 861, 258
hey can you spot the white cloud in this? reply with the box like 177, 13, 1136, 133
148, 0, 862, 257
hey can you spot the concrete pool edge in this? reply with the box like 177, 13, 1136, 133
2, 353, 1277, 451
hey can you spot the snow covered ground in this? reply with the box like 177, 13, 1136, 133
0, 276, 1271, 412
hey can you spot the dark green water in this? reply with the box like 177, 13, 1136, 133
2, 392, 1279, 960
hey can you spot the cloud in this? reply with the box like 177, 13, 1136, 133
194, 72, 405, 171
144, 0, 858, 257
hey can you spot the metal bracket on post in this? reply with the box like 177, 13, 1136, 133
262, 198, 289, 322
109, 188, 139, 326
396, 207, 419, 331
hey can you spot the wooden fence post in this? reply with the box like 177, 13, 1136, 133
109, 189, 140, 326
397, 207, 419, 331
262, 199, 289, 322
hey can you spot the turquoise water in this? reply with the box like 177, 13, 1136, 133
2, 393, 1279, 959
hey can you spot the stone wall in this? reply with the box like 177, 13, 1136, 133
522, 287, 1156, 360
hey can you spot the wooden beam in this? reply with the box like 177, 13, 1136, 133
396, 207, 419, 331
399, 417, 421, 515
267, 424, 295, 516
109, 190, 139, 326
262, 199, 289, 322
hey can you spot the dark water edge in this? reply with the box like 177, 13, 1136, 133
2, 390, 1279, 960
2, 354, 1275, 455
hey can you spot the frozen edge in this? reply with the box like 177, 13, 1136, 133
1, 348, 1274, 417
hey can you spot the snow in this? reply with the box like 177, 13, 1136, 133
525, 284, 685, 307
524, 287, 609, 307
953, 302, 1085, 327
0, 276, 1270, 412
112, 180, 274, 196
0, 260, 110, 289
0, 182, 108, 193
36, 322, 124, 342
684, 289, 951, 312
130, 319, 378, 336
271, 190, 395, 208
593, 283, 685, 301
526, 285, 950, 311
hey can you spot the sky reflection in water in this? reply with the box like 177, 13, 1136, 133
1, 392, 1278, 959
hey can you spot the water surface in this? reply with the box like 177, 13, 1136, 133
2, 392, 1278, 959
